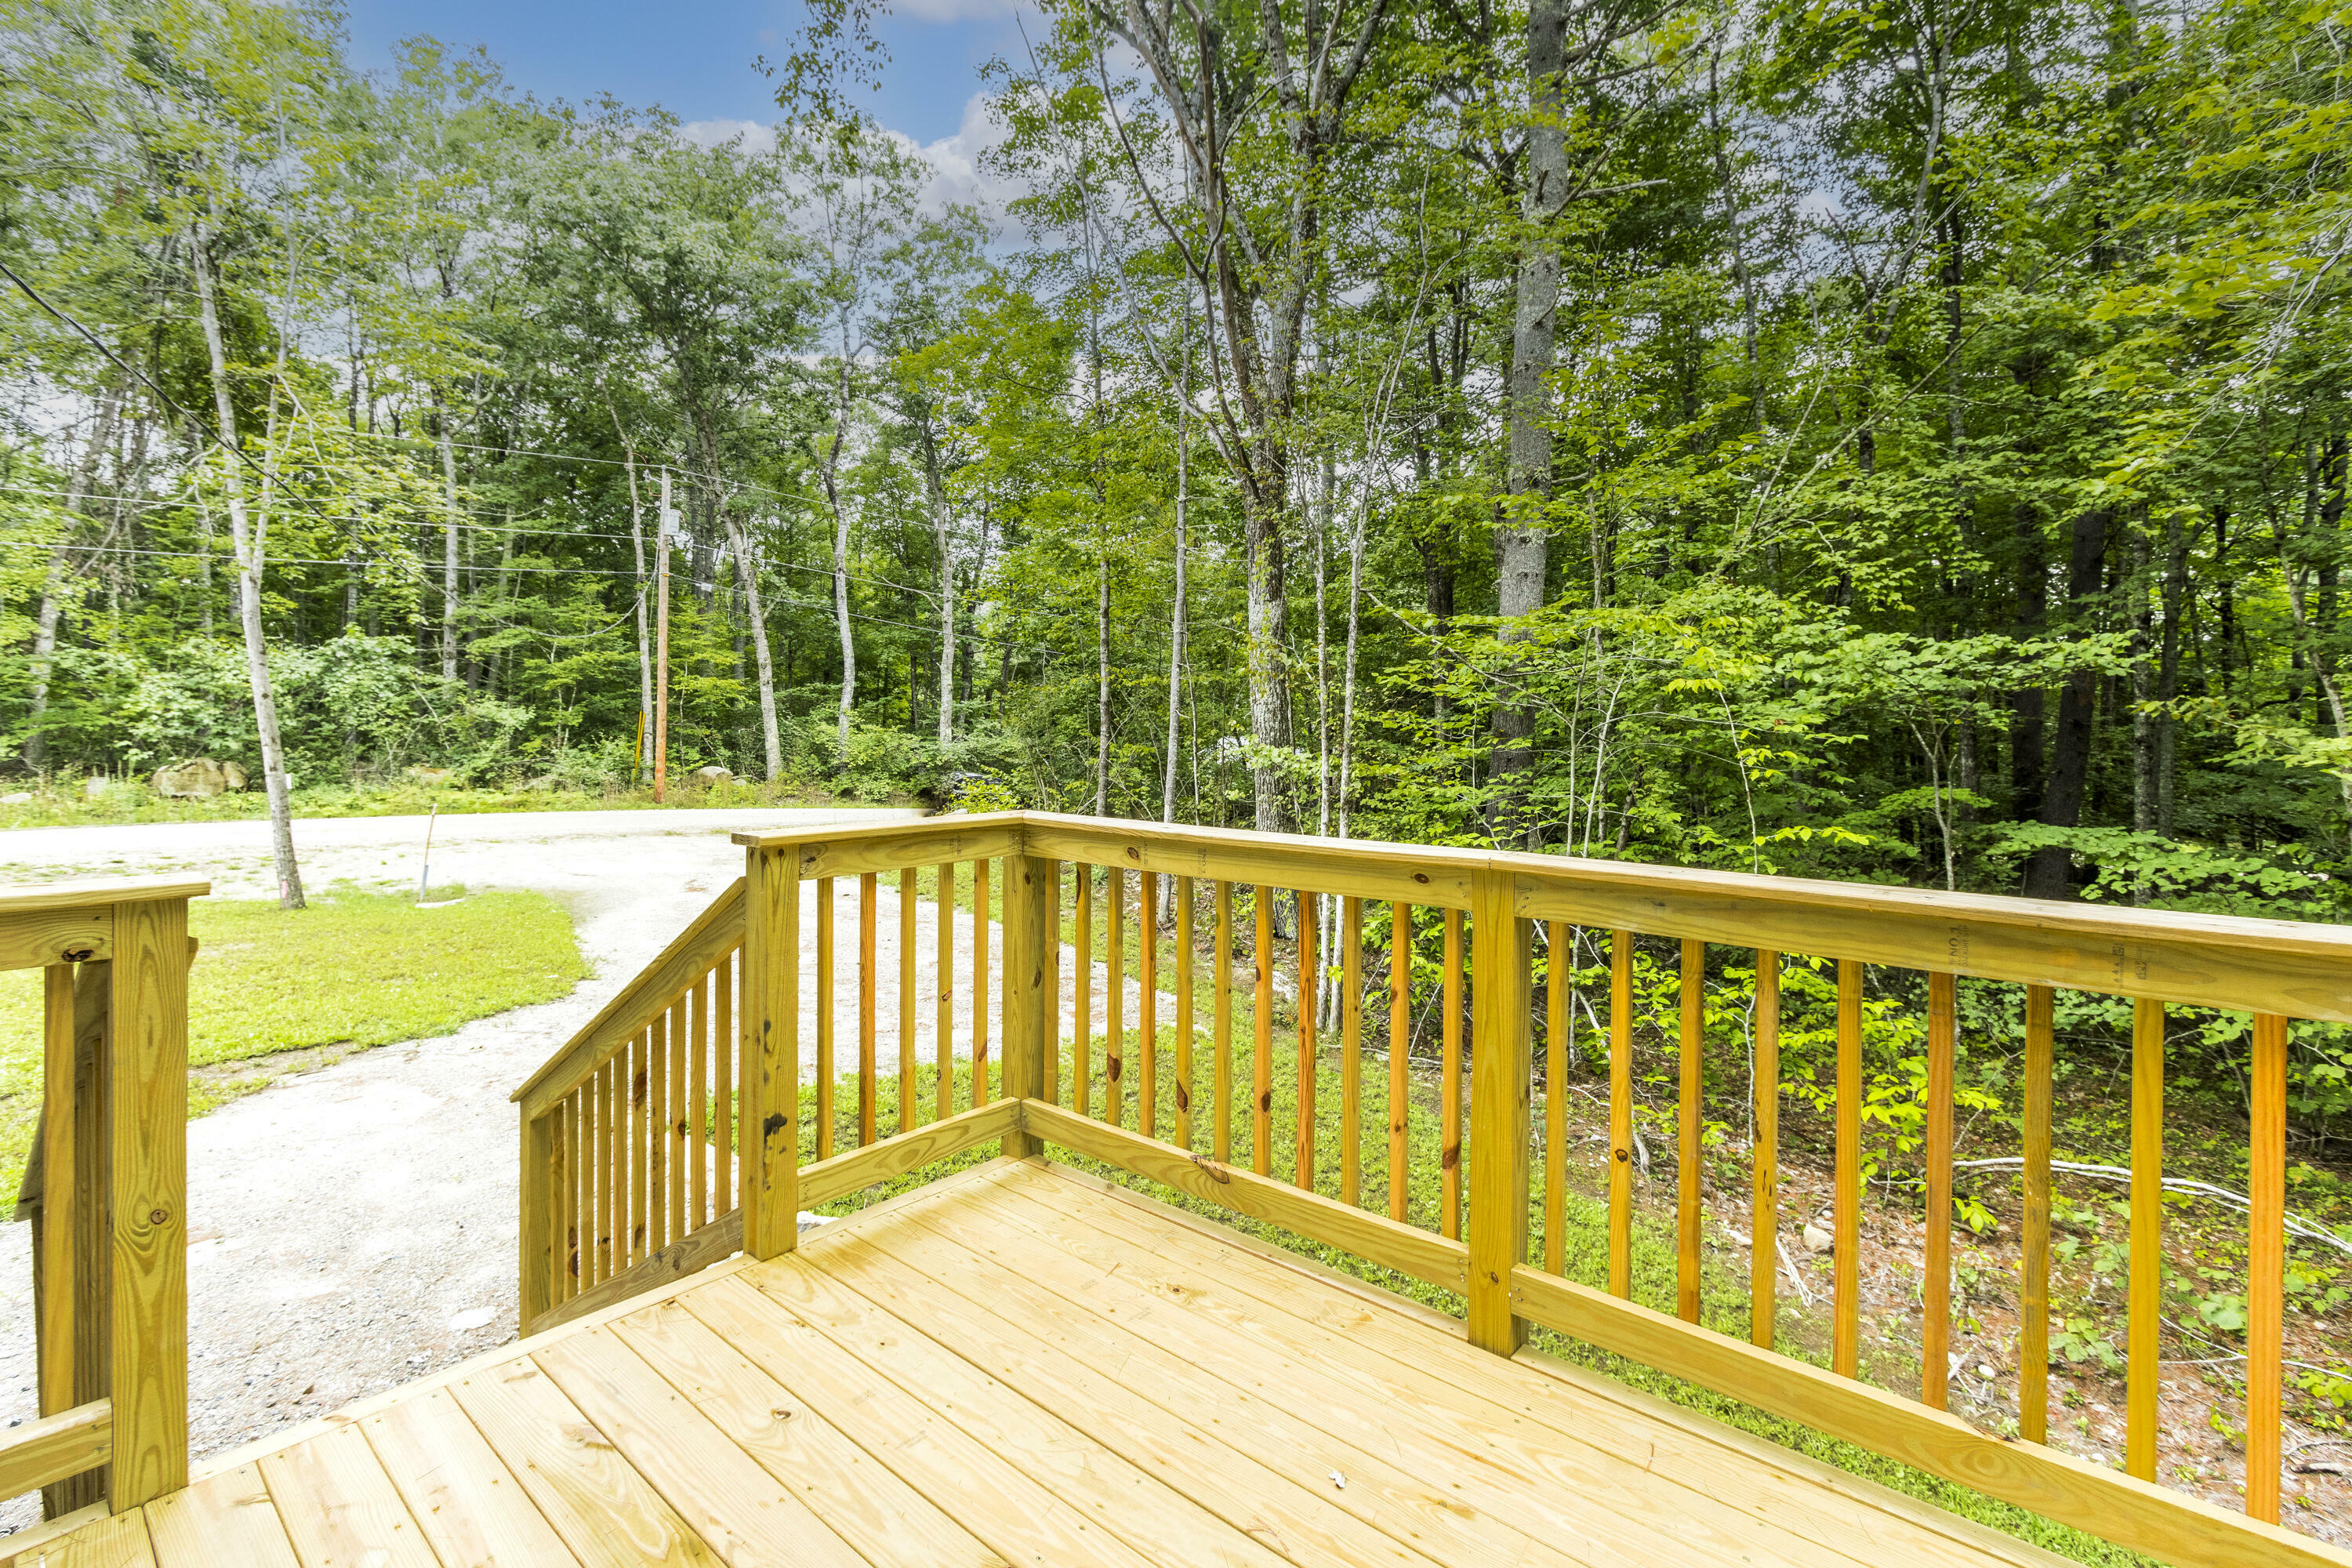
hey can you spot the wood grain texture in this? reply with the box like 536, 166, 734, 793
1751, 952, 1780, 1351
448, 1358, 719, 1566
516, 880, 742, 1116
1214, 880, 1232, 1163
937, 862, 955, 1127
532, 1327, 866, 1567
0, 1400, 110, 1499
1923, 971, 1956, 1410
1, 1505, 148, 1566
1252, 885, 1272, 1176
973, 858, 992, 1103
608, 1298, 1001, 1566
256, 1425, 438, 1568
361, 1388, 580, 1566
1022, 1098, 1469, 1292
1544, 922, 1568, 1275
858, 872, 877, 1148
1076, 865, 1093, 1121
1177, 877, 1197, 1152
1107, 867, 1126, 1130
1833, 959, 1861, 1379
2127, 996, 2164, 1482
1465, 869, 1530, 1355
1509, 1263, 2352, 1568
739, 816, 1025, 880
2020, 983, 2053, 1443
107, 895, 187, 1510
1608, 931, 1632, 1299
0, 877, 208, 917
1141, 873, 1159, 1141
2247, 1011, 2288, 1524
899, 866, 917, 1134
0, 908, 114, 975
1340, 895, 1362, 1207
1000, 856, 1056, 1160
1024, 814, 1477, 911
1294, 888, 1315, 1190
143, 1464, 297, 1568
816, 878, 835, 1161
1677, 938, 1704, 1324
1390, 902, 1410, 1225
716, 954, 735, 1218
741, 848, 799, 1261
521, 1108, 556, 1327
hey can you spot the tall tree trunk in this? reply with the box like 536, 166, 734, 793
2010, 502, 2048, 816
611, 412, 655, 779
728, 514, 783, 780
1095, 554, 1112, 817
2157, 510, 2186, 836
920, 426, 955, 750
24, 390, 119, 769
2023, 507, 2111, 899
191, 220, 304, 909
434, 393, 460, 683
822, 359, 857, 768
1492, 0, 1570, 840
1162, 319, 1191, 835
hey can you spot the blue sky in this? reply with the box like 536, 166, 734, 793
342, 0, 1022, 146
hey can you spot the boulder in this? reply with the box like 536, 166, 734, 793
152, 758, 249, 798
693, 764, 735, 785
0, 792, 29, 806
82, 775, 108, 800
406, 766, 454, 786
524, 774, 562, 791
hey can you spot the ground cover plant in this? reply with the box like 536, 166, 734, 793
0, 885, 587, 1196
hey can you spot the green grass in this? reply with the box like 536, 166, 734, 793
788, 881, 2161, 1568
0, 885, 588, 1197
0, 775, 905, 831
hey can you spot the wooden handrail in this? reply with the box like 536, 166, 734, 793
510, 812, 2345, 1568
0, 1399, 111, 1501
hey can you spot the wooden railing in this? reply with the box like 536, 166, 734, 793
515, 813, 2346, 1568
3, 876, 205, 1519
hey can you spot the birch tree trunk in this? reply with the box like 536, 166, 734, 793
821, 357, 857, 767
612, 419, 655, 779
728, 514, 785, 779
434, 393, 460, 683
191, 220, 305, 909
921, 425, 956, 749
24, 390, 114, 770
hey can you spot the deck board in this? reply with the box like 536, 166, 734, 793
40, 1155, 2079, 1566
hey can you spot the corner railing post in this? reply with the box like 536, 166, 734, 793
1002, 848, 1056, 1159
1466, 864, 1531, 1356
107, 894, 188, 1512
742, 844, 800, 1259
519, 1105, 555, 1327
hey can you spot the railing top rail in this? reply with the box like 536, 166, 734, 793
510, 876, 746, 1112
729, 811, 2352, 1018
0, 877, 210, 914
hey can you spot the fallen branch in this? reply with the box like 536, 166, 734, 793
1951, 1156, 2352, 1261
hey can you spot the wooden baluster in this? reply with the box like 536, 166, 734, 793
1751, 951, 1780, 1348
1042, 866, 1062, 1106
1389, 901, 1410, 1224
1108, 867, 1127, 1127
1341, 896, 1363, 1207
686, 982, 706, 1234
549, 1103, 568, 1307
599, 1053, 618, 1283
630, 1028, 649, 1265
1609, 930, 1632, 1298
34, 960, 81, 1485
2126, 996, 2164, 1482
1834, 959, 1862, 1377
715, 952, 735, 1218
900, 867, 918, 1134
570, 1091, 586, 1298
1139, 871, 1158, 1139
2020, 983, 2053, 1441
1214, 880, 1233, 1163
1177, 877, 1196, 1149
655, 1000, 677, 1251
1922, 971, 1957, 1408
974, 858, 992, 1105
859, 873, 878, 1148
1441, 906, 1463, 1240
816, 882, 835, 1162
2247, 1011, 2288, 1523
1253, 887, 1273, 1176
1545, 921, 1570, 1273
670, 994, 691, 1244
937, 862, 955, 1127
1678, 938, 1704, 1323
1296, 891, 1318, 1189
1076, 866, 1093, 1120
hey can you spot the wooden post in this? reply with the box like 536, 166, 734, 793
1002, 854, 1058, 1159
1466, 869, 1531, 1356
37, 960, 108, 1516
107, 896, 187, 1512
519, 1106, 555, 1328
741, 847, 800, 1260
2246, 1011, 2288, 1523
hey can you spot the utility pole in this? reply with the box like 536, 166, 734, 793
655, 470, 673, 804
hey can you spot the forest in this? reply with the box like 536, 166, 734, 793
3, 0, 2350, 1114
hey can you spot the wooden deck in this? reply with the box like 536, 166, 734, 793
13, 1158, 2074, 1568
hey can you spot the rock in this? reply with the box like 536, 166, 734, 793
406, 766, 454, 785
693, 764, 735, 785
523, 775, 561, 791
153, 757, 248, 798
446, 1306, 496, 1334
1802, 1220, 1834, 1254
83, 775, 109, 800
0, 792, 30, 805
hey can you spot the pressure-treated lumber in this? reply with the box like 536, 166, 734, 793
1923, 971, 1956, 1409
2247, 1011, 2287, 1524
739, 847, 798, 1261
516, 879, 743, 1116
734, 815, 1025, 881
2020, 983, 2053, 1443
1022, 1098, 1468, 1292
1024, 813, 1478, 911
1607, 930, 1632, 1298
1508, 1262, 2352, 1568
256, 1423, 438, 1568
1751, 950, 1779, 1350
1832, 958, 1861, 1378
1000, 857, 1055, 1160
0, 1399, 111, 1501
107, 895, 187, 1510
2127, 996, 2164, 1481
1465, 869, 1530, 1354
0, 909, 115, 974
1677, 938, 1704, 1324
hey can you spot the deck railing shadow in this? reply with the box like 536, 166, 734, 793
516, 811, 2337, 1568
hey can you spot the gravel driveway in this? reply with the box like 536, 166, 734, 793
0, 805, 920, 1526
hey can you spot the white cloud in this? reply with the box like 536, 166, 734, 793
682, 93, 1025, 220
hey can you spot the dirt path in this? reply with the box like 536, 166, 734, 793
0, 806, 920, 1526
